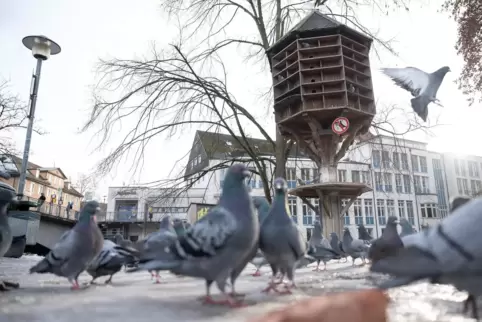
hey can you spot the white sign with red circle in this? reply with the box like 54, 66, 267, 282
332, 117, 350, 135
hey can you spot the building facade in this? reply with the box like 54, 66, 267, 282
106, 130, 482, 241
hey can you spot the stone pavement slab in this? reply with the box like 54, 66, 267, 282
0, 256, 477, 322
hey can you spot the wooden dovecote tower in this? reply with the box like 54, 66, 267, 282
267, 11, 376, 236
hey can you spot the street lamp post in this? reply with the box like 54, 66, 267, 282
17, 35, 61, 199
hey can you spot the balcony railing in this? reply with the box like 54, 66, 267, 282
97, 211, 187, 223
17, 196, 81, 221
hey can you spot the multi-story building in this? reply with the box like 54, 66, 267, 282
106, 130, 480, 240
0, 155, 84, 212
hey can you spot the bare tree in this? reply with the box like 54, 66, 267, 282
444, 0, 482, 105
73, 173, 98, 196
0, 80, 30, 155
83, 0, 428, 204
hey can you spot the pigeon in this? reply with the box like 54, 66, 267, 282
368, 216, 403, 264
308, 221, 340, 271
358, 224, 374, 244
86, 239, 139, 284
330, 232, 347, 262
173, 218, 187, 237
259, 177, 306, 294
370, 198, 482, 320
382, 66, 450, 122
399, 218, 415, 238
128, 164, 257, 307
4, 235, 26, 258
29, 201, 103, 289
114, 233, 133, 248
342, 228, 370, 266
0, 187, 19, 291
248, 197, 271, 277
143, 215, 176, 283
450, 196, 471, 212
228, 196, 270, 296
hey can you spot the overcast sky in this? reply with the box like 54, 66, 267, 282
1, 0, 480, 197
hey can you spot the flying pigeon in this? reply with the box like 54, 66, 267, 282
382, 66, 450, 122
128, 164, 258, 307
308, 221, 340, 271
228, 196, 271, 296
86, 239, 138, 284
330, 232, 347, 262
259, 177, 306, 294
370, 198, 482, 320
399, 218, 415, 238
0, 187, 19, 291
342, 228, 370, 266
29, 201, 103, 290
358, 225, 374, 244
143, 215, 176, 283
368, 216, 403, 264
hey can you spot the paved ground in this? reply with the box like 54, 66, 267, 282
0, 255, 477, 321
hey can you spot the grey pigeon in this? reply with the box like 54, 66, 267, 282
86, 239, 138, 284
128, 164, 257, 307
399, 218, 416, 238
29, 201, 103, 289
247, 197, 270, 277
450, 196, 471, 212
368, 216, 403, 264
342, 227, 370, 266
358, 224, 374, 244
330, 232, 347, 262
370, 198, 482, 320
173, 218, 187, 237
382, 66, 450, 122
308, 221, 340, 271
259, 177, 306, 294
144, 215, 176, 283
114, 233, 133, 248
0, 186, 19, 291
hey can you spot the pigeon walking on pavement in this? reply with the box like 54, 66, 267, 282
0, 182, 19, 291
86, 239, 139, 284
358, 225, 374, 244
342, 228, 370, 266
259, 178, 306, 295
308, 221, 340, 271
247, 197, 270, 277
399, 218, 415, 238
368, 216, 403, 264
29, 201, 103, 290
382, 66, 450, 122
370, 198, 482, 320
128, 164, 258, 307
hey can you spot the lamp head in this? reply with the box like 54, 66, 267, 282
22, 35, 61, 60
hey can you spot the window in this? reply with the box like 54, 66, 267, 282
392, 152, 400, 169
469, 161, 479, 177
457, 178, 463, 194
352, 170, 361, 183
433, 159, 442, 170
460, 160, 467, 176
375, 172, 383, 191
302, 202, 313, 225
419, 156, 428, 173
406, 201, 415, 225
362, 171, 371, 185
301, 168, 311, 183
288, 197, 297, 223
28, 182, 34, 193
338, 170, 347, 182
219, 168, 226, 186
411, 155, 419, 172
377, 199, 386, 225
372, 150, 381, 169
421, 203, 438, 218
471, 180, 482, 195
421, 176, 429, 193
395, 174, 403, 193
462, 178, 469, 195
398, 200, 406, 218
312, 199, 319, 216
455, 159, 460, 176
38, 185, 43, 194
342, 200, 350, 225
364, 199, 374, 225
383, 173, 393, 192
286, 168, 296, 189
401, 153, 409, 170
382, 151, 390, 168
387, 199, 396, 217
414, 175, 421, 193
354, 199, 363, 225
313, 168, 319, 182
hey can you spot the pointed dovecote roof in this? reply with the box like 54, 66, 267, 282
266, 10, 373, 56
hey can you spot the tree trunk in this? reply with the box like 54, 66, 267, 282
275, 129, 287, 178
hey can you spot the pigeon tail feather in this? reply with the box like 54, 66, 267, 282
29, 257, 52, 274
411, 96, 430, 122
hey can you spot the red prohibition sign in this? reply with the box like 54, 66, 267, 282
332, 117, 350, 135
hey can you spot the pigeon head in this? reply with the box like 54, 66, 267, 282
79, 200, 100, 222
273, 177, 288, 193
173, 218, 183, 227
114, 233, 124, 244
252, 196, 270, 223
386, 216, 399, 226
159, 215, 173, 230
223, 164, 250, 190
450, 196, 471, 212
330, 232, 339, 241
